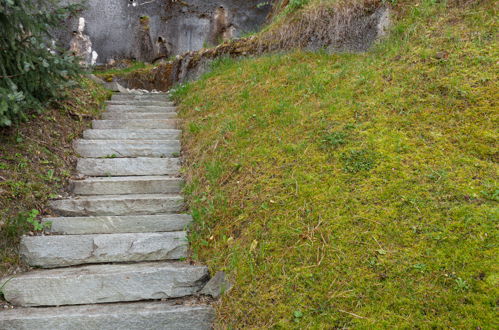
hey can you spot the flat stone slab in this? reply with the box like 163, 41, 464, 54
50, 194, 184, 216
21, 232, 188, 268
72, 176, 184, 195
1, 262, 209, 307
102, 112, 177, 120
93, 119, 177, 129
83, 129, 181, 140
0, 302, 214, 330
111, 94, 169, 102
77, 157, 181, 176
107, 100, 174, 107
73, 140, 180, 158
43, 214, 193, 235
106, 105, 177, 112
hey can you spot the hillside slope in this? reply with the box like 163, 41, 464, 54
174, 0, 497, 328
0, 79, 110, 277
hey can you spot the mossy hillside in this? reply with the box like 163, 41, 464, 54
174, 0, 498, 328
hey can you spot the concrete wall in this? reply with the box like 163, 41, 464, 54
55, 0, 272, 64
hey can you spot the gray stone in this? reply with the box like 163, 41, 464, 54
92, 119, 177, 129
83, 129, 181, 140
105, 105, 177, 112
0, 302, 215, 330
106, 100, 174, 107
111, 94, 169, 101
200, 271, 233, 299
20, 232, 188, 268
69, 18, 94, 67
87, 74, 106, 85
73, 140, 180, 158
102, 112, 177, 120
43, 214, 192, 235
104, 81, 126, 92
76, 157, 181, 176
72, 176, 184, 195
50, 194, 184, 216
1, 262, 209, 307
52, 0, 271, 63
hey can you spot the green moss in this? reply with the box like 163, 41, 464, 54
175, 0, 497, 328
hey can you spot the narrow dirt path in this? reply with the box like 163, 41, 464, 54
0, 92, 214, 329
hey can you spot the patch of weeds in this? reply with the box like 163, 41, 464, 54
43, 169, 60, 182
104, 154, 118, 159
340, 149, 377, 173
293, 310, 304, 322
427, 169, 448, 182
3, 209, 45, 238
205, 161, 223, 185
189, 122, 202, 134
480, 186, 499, 202
454, 277, 470, 292
321, 131, 348, 149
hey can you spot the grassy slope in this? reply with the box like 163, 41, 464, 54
0, 79, 110, 277
174, 0, 498, 328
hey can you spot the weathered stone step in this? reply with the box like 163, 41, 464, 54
107, 100, 174, 106
74, 140, 180, 158
0, 302, 214, 330
72, 176, 183, 195
1, 262, 209, 307
102, 112, 177, 120
21, 232, 188, 268
77, 157, 181, 176
111, 94, 169, 101
50, 194, 184, 216
106, 105, 177, 112
93, 119, 177, 129
83, 129, 181, 140
43, 214, 192, 235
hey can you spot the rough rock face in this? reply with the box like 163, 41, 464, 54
116, 3, 391, 91
55, 0, 273, 63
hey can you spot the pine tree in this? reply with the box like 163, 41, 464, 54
0, 0, 84, 127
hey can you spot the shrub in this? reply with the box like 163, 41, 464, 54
0, 0, 83, 127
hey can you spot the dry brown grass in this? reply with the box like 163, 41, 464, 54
259, 0, 385, 52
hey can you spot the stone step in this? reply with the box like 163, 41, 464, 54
107, 100, 174, 106
0, 302, 214, 330
43, 214, 192, 235
102, 112, 177, 120
20, 232, 188, 268
106, 105, 177, 112
77, 157, 181, 176
83, 129, 181, 140
93, 119, 177, 129
111, 94, 169, 101
71, 176, 183, 195
73, 140, 180, 158
1, 262, 209, 307
50, 194, 184, 216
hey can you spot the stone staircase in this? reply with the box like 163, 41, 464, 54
0, 93, 214, 329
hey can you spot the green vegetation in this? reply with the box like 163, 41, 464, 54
0, 79, 111, 277
95, 62, 156, 82
173, 0, 498, 327
0, 0, 83, 127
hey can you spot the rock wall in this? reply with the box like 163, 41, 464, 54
54, 0, 272, 64
112, 1, 391, 92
